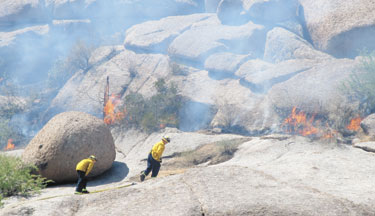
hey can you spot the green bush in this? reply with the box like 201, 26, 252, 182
120, 78, 182, 132
343, 51, 375, 115
141, 112, 159, 132
0, 155, 49, 205
170, 61, 188, 76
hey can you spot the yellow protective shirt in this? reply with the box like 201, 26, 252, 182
76, 158, 95, 176
151, 141, 165, 162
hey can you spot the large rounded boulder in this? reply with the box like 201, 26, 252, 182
22, 111, 116, 183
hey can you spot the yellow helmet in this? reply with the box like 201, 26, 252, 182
162, 136, 170, 143
89, 155, 97, 161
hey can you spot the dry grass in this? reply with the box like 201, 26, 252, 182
164, 138, 251, 169
132, 138, 251, 182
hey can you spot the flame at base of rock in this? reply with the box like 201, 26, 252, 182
4, 138, 15, 151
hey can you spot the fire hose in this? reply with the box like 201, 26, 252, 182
4, 182, 136, 209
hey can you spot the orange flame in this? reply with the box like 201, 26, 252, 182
283, 107, 319, 136
346, 117, 362, 131
103, 94, 125, 125
4, 139, 15, 150
282, 107, 339, 140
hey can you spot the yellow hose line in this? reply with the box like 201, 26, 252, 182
4, 182, 136, 209
89, 182, 136, 194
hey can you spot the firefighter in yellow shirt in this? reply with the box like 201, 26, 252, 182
140, 136, 170, 181
75, 155, 97, 194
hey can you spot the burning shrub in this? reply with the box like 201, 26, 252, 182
278, 104, 365, 141
0, 154, 49, 205
280, 106, 337, 139
0, 119, 22, 150
343, 51, 375, 115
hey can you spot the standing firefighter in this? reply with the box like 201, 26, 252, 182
75, 155, 97, 194
140, 136, 171, 181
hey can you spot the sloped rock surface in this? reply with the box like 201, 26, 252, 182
172, 69, 267, 130
168, 20, 267, 65
124, 13, 212, 53
264, 27, 332, 63
235, 58, 273, 78
299, 0, 375, 58
204, 52, 251, 76
43, 48, 170, 121
247, 0, 300, 23
50, 19, 92, 36
217, 0, 250, 25
22, 111, 115, 183
238, 59, 317, 94
353, 141, 375, 153
223, 135, 375, 214
361, 114, 375, 139
3, 135, 375, 215
267, 58, 359, 114
0, 25, 49, 47
116, 127, 246, 178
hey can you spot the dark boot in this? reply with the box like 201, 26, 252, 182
140, 172, 146, 182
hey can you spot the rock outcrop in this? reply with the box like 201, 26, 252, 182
0, 0, 46, 26
361, 114, 375, 139
1, 0, 370, 137
247, 0, 300, 23
353, 141, 375, 153
3, 1, 375, 215
22, 111, 115, 183
264, 27, 331, 63
267, 58, 359, 114
168, 20, 267, 65
299, 0, 375, 58
3, 134, 375, 215
124, 14, 212, 53
217, 0, 249, 25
